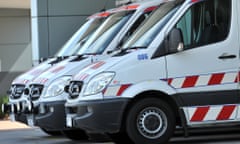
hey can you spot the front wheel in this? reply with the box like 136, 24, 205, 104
126, 98, 175, 144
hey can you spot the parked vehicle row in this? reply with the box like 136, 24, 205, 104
25, 0, 161, 140
2, 0, 163, 142
3, 0, 240, 143
3, 8, 113, 137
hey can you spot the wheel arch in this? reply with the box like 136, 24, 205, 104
119, 90, 183, 132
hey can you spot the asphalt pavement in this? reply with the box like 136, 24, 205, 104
1, 120, 240, 144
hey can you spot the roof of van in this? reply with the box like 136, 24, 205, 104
88, 0, 164, 19
113, 0, 163, 12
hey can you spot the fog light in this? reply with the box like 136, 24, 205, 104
11, 104, 15, 113
21, 102, 25, 112
28, 102, 32, 112
1, 104, 5, 113
50, 107, 54, 113
39, 104, 45, 114
87, 106, 93, 113
16, 103, 20, 112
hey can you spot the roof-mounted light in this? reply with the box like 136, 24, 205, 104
113, 4, 139, 12
144, 6, 158, 13
88, 11, 111, 19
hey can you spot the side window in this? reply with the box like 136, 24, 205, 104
175, 0, 231, 49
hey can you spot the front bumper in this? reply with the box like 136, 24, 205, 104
33, 101, 67, 130
5, 112, 28, 125
2, 102, 28, 124
65, 98, 130, 133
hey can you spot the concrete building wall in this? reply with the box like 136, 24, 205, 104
0, 9, 31, 95
0, 9, 31, 71
0, 0, 144, 95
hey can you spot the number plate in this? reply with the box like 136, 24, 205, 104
66, 115, 72, 127
9, 114, 15, 122
27, 115, 35, 127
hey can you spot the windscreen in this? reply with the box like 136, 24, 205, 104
55, 18, 105, 57
122, 1, 181, 49
77, 11, 134, 55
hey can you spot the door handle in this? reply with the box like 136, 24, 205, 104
218, 54, 236, 60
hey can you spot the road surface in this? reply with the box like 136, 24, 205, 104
0, 121, 240, 144
0, 128, 240, 144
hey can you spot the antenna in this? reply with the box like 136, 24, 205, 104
124, 0, 133, 6
101, 0, 111, 12
117, 0, 133, 6
127, 0, 132, 5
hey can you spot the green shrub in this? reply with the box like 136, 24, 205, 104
0, 96, 9, 119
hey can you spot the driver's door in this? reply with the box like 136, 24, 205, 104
166, 0, 239, 124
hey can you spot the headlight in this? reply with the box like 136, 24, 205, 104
83, 72, 115, 96
44, 76, 72, 97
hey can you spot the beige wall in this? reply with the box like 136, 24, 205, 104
0, 9, 31, 95
0, 9, 32, 72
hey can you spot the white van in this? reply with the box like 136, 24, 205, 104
1, 10, 111, 135
23, 0, 162, 140
66, 0, 238, 143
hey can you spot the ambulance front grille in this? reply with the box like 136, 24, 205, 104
29, 84, 44, 101
9, 84, 25, 99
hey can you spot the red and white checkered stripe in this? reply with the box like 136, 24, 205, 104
33, 77, 49, 84
23, 79, 29, 84
13, 79, 30, 84
74, 73, 89, 81
29, 69, 44, 75
91, 61, 105, 69
104, 84, 131, 96
166, 72, 239, 89
186, 105, 237, 122
50, 66, 65, 73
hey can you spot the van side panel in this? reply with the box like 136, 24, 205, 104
166, 0, 240, 125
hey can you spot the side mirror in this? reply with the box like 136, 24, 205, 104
168, 28, 184, 54
6, 89, 11, 95
39, 57, 48, 63
64, 85, 70, 93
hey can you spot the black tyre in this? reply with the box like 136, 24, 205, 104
40, 128, 62, 136
126, 98, 175, 144
62, 129, 88, 140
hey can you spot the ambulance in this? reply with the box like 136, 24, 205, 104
1, 10, 112, 135
65, 0, 238, 143
23, 0, 162, 140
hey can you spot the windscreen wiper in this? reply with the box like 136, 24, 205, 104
48, 56, 70, 65
121, 46, 147, 51
83, 52, 100, 55
70, 52, 100, 62
113, 46, 147, 56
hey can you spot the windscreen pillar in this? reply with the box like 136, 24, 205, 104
31, 0, 115, 65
